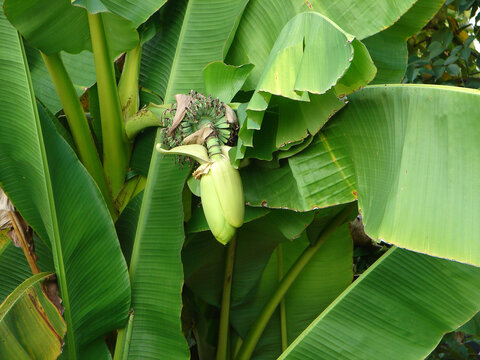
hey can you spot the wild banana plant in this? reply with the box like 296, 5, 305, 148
0, 0, 479, 359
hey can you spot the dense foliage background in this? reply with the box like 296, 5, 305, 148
404, 0, 480, 87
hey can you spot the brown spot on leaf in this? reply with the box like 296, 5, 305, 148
305, 0, 313, 9
261, 200, 268, 207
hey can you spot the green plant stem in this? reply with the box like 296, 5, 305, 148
277, 244, 288, 352
41, 52, 116, 218
217, 235, 237, 360
125, 108, 165, 140
118, 44, 142, 121
206, 136, 223, 159
235, 202, 357, 360
87, 12, 130, 198
232, 337, 243, 359
113, 310, 134, 360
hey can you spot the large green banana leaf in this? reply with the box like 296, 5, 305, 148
227, 0, 420, 90
4, 0, 138, 56
280, 247, 480, 359
140, 0, 249, 100
231, 224, 352, 359
79, 0, 167, 27
126, 150, 191, 359
328, 84, 480, 266
0, 8, 130, 358
126, 1, 250, 358
0, 272, 66, 360
243, 83, 480, 268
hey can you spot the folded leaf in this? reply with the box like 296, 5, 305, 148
127, 138, 191, 359
227, 0, 417, 90
236, 12, 376, 163
203, 62, 254, 103
242, 131, 356, 211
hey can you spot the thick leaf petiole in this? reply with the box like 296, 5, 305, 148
277, 244, 288, 351
118, 43, 142, 121
113, 310, 135, 360
217, 235, 237, 360
41, 52, 116, 217
87, 12, 131, 198
125, 108, 165, 140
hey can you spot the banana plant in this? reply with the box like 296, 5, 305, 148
0, 0, 479, 359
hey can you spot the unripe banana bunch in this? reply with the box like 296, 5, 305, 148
159, 91, 238, 151
157, 144, 244, 245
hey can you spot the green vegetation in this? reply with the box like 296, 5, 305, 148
0, 1, 479, 359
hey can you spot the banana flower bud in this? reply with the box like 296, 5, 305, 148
157, 144, 244, 245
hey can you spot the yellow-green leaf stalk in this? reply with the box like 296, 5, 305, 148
118, 43, 141, 121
